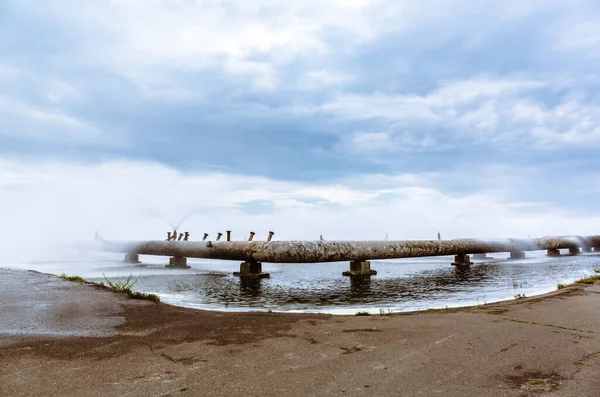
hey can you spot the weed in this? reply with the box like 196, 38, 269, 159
573, 361, 585, 366
514, 294, 527, 299
59, 274, 86, 283
528, 379, 547, 386
557, 283, 567, 289
575, 275, 600, 285
267, 309, 272, 313
103, 274, 137, 291
379, 308, 393, 316
592, 350, 600, 355
355, 311, 370, 316
102, 274, 160, 303
594, 269, 600, 274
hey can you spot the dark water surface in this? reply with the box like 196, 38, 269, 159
17, 250, 600, 314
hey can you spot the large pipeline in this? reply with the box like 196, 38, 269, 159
99, 235, 600, 263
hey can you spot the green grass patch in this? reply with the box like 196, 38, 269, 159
557, 283, 567, 289
528, 379, 547, 386
575, 275, 600, 285
102, 274, 160, 303
355, 311, 370, 316
573, 360, 585, 366
59, 273, 86, 283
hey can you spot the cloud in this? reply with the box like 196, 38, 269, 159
2, 0, 600, 236
1, 158, 599, 267
323, 76, 600, 151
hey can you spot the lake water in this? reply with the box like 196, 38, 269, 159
12, 249, 600, 315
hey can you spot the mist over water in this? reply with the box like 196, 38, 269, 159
6, 249, 599, 315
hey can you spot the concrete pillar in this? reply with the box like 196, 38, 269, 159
234, 260, 269, 279
343, 260, 377, 277
547, 248, 561, 257
166, 256, 190, 269
509, 251, 525, 260
451, 254, 472, 267
124, 253, 140, 264
569, 247, 580, 255
473, 253, 490, 260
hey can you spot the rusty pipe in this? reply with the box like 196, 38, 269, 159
216, 232, 223, 241
248, 231, 255, 241
226, 231, 231, 241
99, 235, 600, 264
202, 233, 209, 241
267, 231, 274, 242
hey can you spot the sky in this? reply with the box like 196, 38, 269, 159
1, 0, 600, 262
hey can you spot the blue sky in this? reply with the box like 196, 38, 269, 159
1, 0, 600, 256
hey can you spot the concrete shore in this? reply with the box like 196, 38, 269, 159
1, 268, 599, 397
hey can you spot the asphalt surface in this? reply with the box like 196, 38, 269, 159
1, 268, 599, 396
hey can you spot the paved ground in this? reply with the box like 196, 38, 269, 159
1, 268, 599, 397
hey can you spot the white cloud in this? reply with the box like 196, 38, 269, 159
0, 95, 102, 142
1, 158, 598, 266
298, 70, 354, 90
323, 76, 600, 149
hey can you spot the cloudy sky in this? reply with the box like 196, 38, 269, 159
1, 0, 600, 260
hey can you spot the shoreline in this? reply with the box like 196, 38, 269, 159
2, 268, 600, 396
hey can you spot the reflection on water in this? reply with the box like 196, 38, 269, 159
21, 251, 600, 314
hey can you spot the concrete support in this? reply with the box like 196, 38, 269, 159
124, 253, 140, 264
165, 256, 190, 269
343, 260, 377, 277
569, 247, 580, 255
451, 254, 472, 267
547, 248, 561, 257
509, 251, 525, 260
234, 260, 269, 279
473, 253, 491, 260
582, 246, 592, 253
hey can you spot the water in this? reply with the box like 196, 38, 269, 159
12, 250, 600, 315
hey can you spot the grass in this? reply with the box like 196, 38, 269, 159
514, 293, 527, 299
59, 273, 86, 283
556, 273, 600, 290
574, 274, 600, 285
528, 379, 547, 386
573, 360, 585, 366
102, 274, 161, 303
355, 311, 370, 316
379, 308, 393, 316
58, 273, 160, 303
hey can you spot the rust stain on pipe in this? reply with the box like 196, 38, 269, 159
101, 235, 600, 264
